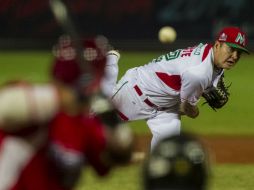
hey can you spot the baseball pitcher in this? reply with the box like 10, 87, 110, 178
102, 26, 249, 151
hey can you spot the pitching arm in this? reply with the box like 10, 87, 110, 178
180, 70, 205, 119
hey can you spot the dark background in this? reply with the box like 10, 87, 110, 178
0, 0, 253, 51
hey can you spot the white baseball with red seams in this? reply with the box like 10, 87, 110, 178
102, 44, 224, 151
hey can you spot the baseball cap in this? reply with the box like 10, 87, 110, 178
216, 26, 249, 54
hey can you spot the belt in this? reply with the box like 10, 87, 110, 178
133, 85, 167, 111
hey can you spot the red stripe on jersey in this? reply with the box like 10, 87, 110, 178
156, 72, 181, 91
134, 85, 143, 96
202, 44, 213, 62
116, 110, 129, 121
144, 98, 157, 107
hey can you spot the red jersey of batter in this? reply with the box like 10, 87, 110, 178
0, 112, 109, 190
48, 112, 110, 176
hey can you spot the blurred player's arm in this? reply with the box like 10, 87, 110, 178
92, 94, 134, 166
0, 83, 59, 132
48, 142, 84, 189
103, 123, 134, 166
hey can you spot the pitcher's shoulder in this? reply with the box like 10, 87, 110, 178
200, 43, 213, 62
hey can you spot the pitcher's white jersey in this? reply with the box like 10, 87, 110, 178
102, 44, 224, 151
134, 43, 223, 108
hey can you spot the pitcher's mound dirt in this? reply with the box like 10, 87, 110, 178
134, 134, 254, 163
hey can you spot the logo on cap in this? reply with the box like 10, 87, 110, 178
235, 33, 246, 46
219, 33, 227, 41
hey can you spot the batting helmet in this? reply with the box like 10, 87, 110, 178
51, 35, 108, 94
143, 133, 210, 190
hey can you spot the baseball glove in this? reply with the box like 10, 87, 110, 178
202, 75, 230, 111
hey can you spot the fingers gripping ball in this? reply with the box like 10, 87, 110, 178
158, 26, 177, 44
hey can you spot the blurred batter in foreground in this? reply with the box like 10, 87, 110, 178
0, 36, 133, 190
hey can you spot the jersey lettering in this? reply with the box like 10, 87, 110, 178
154, 43, 203, 63
181, 46, 195, 57
154, 49, 181, 62
165, 49, 181, 61
194, 43, 204, 55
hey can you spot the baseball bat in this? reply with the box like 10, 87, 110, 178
49, 0, 89, 73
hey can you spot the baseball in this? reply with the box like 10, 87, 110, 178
158, 26, 177, 44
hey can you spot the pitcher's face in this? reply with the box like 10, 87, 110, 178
213, 41, 242, 70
